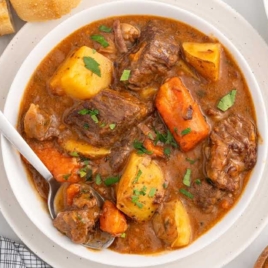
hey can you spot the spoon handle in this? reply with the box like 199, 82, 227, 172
0, 111, 53, 181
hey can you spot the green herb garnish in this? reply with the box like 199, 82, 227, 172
195, 179, 201, 185
120, 70, 131, 81
163, 182, 168, 189
133, 140, 152, 155
90, 34, 109, 47
133, 169, 142, 184
99, 25, 112, 33
181, 128, 191, 136
83, 56, 101, 77
104, 176, 120, 186
63, 174, 71, 181
217, 89, 237, 112
148, 187, 157, 198
148, 133, 154, 140
164, 147, 171, 156
70, 151, 79, 157
78, 108, 99, 124
179, 188, 194, 199
109, 123, 116, 130
183, 168, 192, 187
120, 233, 126, 238
186, 157, 198, 164
95, 174, 102, 185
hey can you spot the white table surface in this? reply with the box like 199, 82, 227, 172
1, 0, 268, 267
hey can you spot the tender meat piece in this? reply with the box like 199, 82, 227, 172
24, 103, 59, 141
113, 20, 128, 53
205, 114, 257, 192
190, 180, 225, 213
53, 208, 99, 244
116, 20, 180, 90
65, 89, 151, 147
53, 184, 100, 244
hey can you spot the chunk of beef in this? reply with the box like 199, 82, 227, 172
205, 114, 257, 192
65, 89, 151, 147
53, 184, 100, 244
24, 104, 59, 141
116, 20, 180, 90
113, 20, 128, 53
190, 180, 225, 213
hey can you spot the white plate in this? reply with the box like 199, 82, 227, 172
1, 0, 268, 267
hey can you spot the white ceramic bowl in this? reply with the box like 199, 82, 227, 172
2, 0, 268, 267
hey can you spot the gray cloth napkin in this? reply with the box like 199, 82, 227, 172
0, 236, 51, 268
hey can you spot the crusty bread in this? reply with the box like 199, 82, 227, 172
10, 0, 81, 22
0, 0, 15, 36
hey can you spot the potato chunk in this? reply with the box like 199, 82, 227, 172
60, 138, 111, 159
49, 46, 113, 99
182, 42, 221, 81
152, 200, 192, 248
116, 152, 165, 222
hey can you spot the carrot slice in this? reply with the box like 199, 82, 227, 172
100, 200, 128, 236
155, 77, 210, 152
143, 139, 164, 157
32, 142, 82, 183
66, 183, 81, 206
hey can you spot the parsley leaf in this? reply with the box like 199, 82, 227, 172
70, 151, 79, 157
186, 157, 198, 164
181, 128, 191, 136
183, 168, 192, 187
109, 123, 116, 130
63, 174, 71, 181
195, 179, 201, 185
133, 140, 152, 155
83, 56, 101, 77
179, 188, 194, 199
78, 108, 99, 124
95, 174, 102, 185
217, 89, 237, 111
120, 70, 131, 81
90, 34, 109, 47
148, 187, 157, 198
164, 147, 171, 156
104, 176, 120, 186
99, 25, 112, 33
133, 169, 142, 184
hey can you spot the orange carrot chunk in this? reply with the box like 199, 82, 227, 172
32, 143, 82, 183
143, 139, 164, 158
100, 200, 128, 236
66, 183, 81, 206
155, 77, 210, 152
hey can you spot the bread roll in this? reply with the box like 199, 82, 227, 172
0, 0, 15, 36
10, 0, 81, 22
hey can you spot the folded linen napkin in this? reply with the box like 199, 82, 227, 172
0, 236, 51, 268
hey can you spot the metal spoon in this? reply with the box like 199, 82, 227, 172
0, 110, 115, 249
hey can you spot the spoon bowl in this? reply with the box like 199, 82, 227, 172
0, 110, 114, 249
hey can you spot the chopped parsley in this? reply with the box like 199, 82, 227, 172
95, 174, 102, 185
120, 69, 131, 81
132, 169, 142, 184
78, 167, 92, 181
179, 188, 194, 199
104, 176, 120, 186
120, 233, 126, 238
78, 108, 99, 124
164, 147, 171, 156
163, 182, 168, 189
63, 174, 71, 181
181, 128, 191, 136
183, 168, 192, 187
148, 187, 157, 198
109, 123, 116, 130
186, 157, 198, 164
133, 140, 152, 155
195, 179, 201, 185
83, 123, 89, 129
70, 151, 79, 157
99, 25, 112, 33
154, 130, 177, 148
90, 34, 109, 48
217, 89, 237, 111
148, 133, 154, 140
83, 56, 101, 77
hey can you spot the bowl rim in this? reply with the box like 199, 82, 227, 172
2, 0, 268, 267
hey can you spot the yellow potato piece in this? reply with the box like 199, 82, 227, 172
182, 42, 221, 81
49, 46, 113, 99
60, 139, 111, 159
116, 152, 165, 222
152, 199, 192, 248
